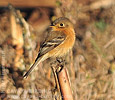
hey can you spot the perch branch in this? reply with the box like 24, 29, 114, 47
57, 67, 73, 100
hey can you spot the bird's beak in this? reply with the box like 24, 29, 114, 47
50, 26, 55, 28
49, 25, 57, 30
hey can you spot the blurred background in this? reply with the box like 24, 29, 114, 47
0, 0, 115, 100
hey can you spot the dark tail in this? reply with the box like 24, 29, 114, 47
23, 57, 43, 78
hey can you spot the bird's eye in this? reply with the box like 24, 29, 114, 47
59, 23, 64, 27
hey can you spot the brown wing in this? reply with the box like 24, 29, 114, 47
35, 31, 66, 61
23, 30, 66, 78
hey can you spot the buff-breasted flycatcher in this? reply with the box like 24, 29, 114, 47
23, 17, 75, 78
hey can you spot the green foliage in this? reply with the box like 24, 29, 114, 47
110, 63, 115, 74
56, 0, 62, 6
95, 19, 107, 31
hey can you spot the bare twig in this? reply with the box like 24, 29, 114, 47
57, 67, 73, 100
104, 38, 115, 49
0, 0, 56, 8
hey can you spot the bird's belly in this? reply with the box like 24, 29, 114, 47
48, 36, 75, 57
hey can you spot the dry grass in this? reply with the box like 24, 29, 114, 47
0, 0, 115, 100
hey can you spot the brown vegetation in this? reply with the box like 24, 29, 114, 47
0, 0, 115, 100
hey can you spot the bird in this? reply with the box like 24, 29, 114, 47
23, 17, 76, 78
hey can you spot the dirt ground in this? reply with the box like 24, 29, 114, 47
0, 0, 115, 100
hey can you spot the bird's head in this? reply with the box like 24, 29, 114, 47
50, 17, 74, 31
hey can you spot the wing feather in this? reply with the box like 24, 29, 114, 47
36, 31, 66, 59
